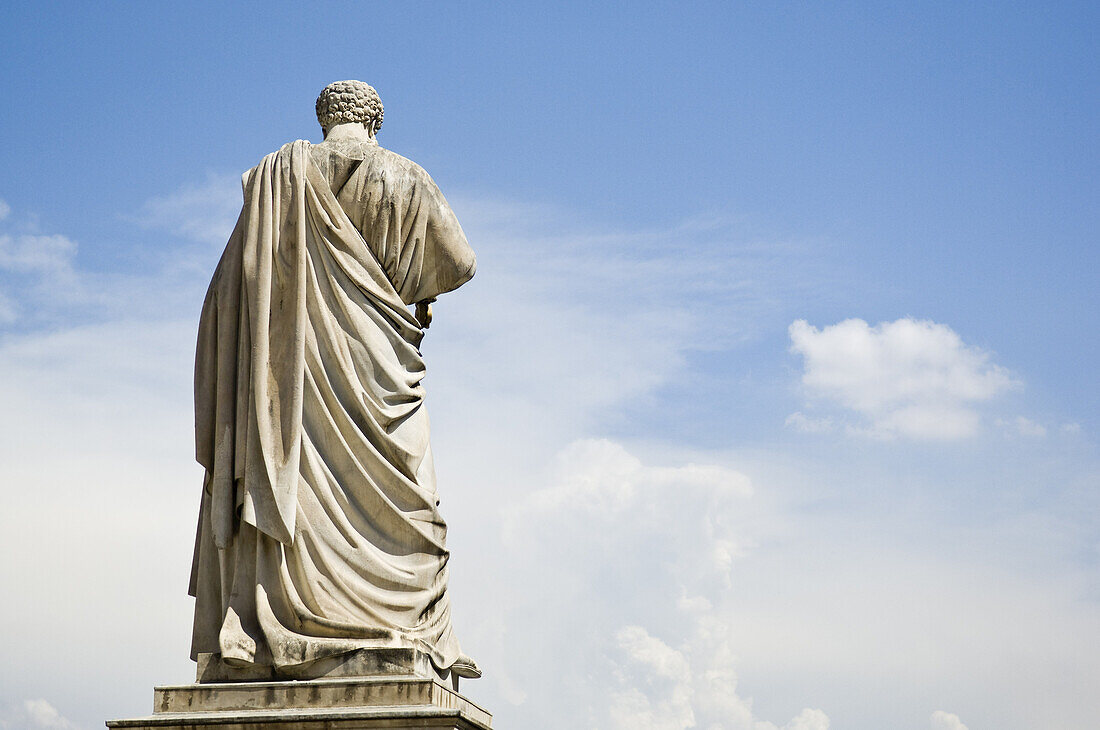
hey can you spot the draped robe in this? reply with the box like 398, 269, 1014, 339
188, 139, 476, 676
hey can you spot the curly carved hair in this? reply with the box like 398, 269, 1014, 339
315, 80, 384, 135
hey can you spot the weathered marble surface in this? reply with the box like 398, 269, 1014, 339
188, 80, 480, 681
106, 675, 492, 730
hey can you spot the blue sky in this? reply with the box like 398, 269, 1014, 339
0, 3, 1097, 730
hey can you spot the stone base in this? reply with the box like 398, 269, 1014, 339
106, 675, 492, 729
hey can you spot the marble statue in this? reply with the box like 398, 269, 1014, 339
188, 80, 481, 684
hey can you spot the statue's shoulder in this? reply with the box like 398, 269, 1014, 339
265, 139, 309, 161
301, 141, 442, 198
324, 144, 439, 195
372, 146, 433, 179
242, 140, 309, 178
376, 147, 447, 196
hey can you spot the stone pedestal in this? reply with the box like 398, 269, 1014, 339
108, 647, 492, 728
106, 674, 492, 729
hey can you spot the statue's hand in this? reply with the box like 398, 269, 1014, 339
415, 299, 434, 328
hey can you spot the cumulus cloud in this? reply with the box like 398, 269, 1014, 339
788, 317, 1017, 440
505, 439, 756, 587
782, 709, 831, 730
610, 626, 695, 730
493, 438, 829, 730
0, 699, 78, 729
606, 601, 831, 730
930, 710, 969, 730
519, 439, 752, 519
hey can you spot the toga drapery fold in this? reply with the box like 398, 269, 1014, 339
189, 139, 476, 674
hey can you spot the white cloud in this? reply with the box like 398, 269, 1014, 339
134, 172, 243, 245
789, 317, 1017, 440
517, 439, 752, 520
610, 626, 696, 730
491, 439, 831, 730
616, 625, 694, 682
0, 199, 216, 331
605, 601, 831, 730
0, 205, 81, 325
0, 233, 76, 273
782, 709, 831, 730
930, 710, 969, 730
0, 699, 78, 729
22, 700, 76, 729
0, 231, 76, 272
504, 439, 756, 588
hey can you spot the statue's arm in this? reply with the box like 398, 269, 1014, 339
409, 171, 476, 309
426, 191, 477, 290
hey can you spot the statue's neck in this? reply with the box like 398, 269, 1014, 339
322, 123, 378, 145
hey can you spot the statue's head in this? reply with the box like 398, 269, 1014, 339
315, 80, 384, 137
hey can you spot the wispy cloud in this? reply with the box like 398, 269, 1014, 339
995, 415, 1047, 438
0, 198, 216, 332
788, 317, 1018, 440
784, 411, 836, 434
0, 233, 76, 273
449, 193, 832, 349
0, 203, 80, 325
133, 172, 242, 246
